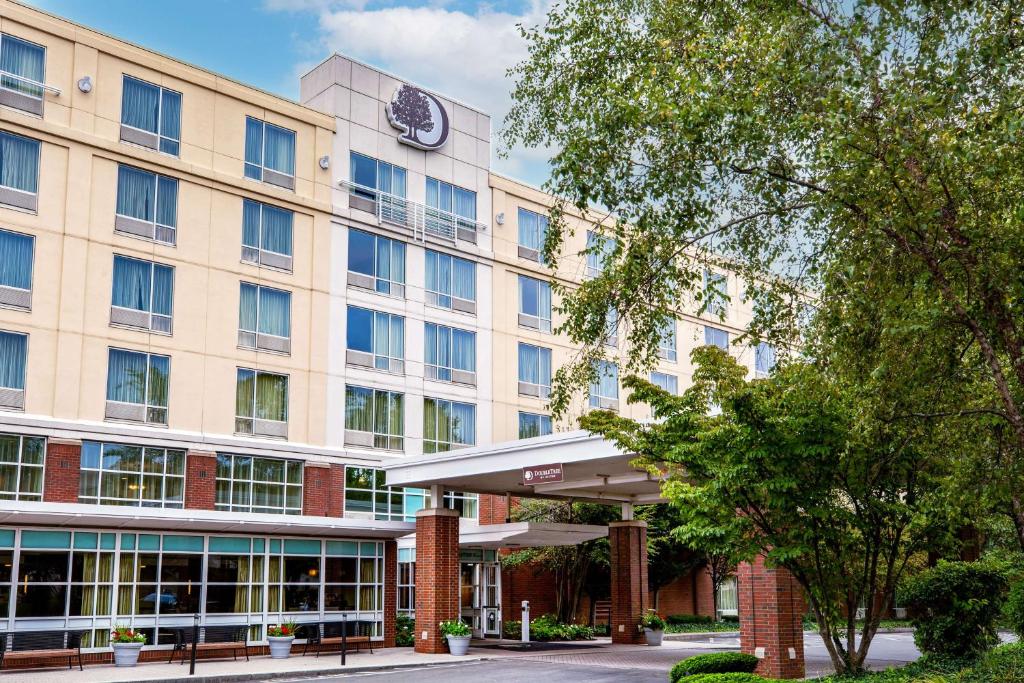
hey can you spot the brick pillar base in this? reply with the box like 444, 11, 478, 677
414, 508, 460, 654
738, 555, 805, 679
383, 540, 398, 647
610, 520, 648, 644
43, 438, 81, 503
184, 451, 217, 510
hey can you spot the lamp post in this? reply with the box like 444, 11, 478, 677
189, 613, 199, 675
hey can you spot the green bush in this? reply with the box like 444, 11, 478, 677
502, 614, 595, 641
395, 614, 415, 647
669, 652, 760, 682
898, 560, 1007, 658
1006, 581, 1024, 640
667, 614, 714, 625
957, 643, 1024, 683
672, 675, 781, 683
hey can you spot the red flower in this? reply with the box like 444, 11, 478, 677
281, 626, 290, 635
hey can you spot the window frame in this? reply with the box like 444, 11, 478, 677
517, 207, 548, 262
704, 270, 729, 318
518, 275, 552, 333
347, 228, 406, 297
0, 129, 41, 211
241, 198, 294, 271
114, 164, 178, 246
425, 250, 476, 313
119, 75, 182, 156
104, 347, 170, 426
518, 411, 552, 440
345, 306, 405, 374
517, 342, 552, 398
78, 441, 185, 508
650, 371, 679, 395
234, 367, 289, 438
244, 116, 296, 187
215, 453, 303, 516
423, 397, 476, 453
424, 323, 476, 385
589, 361, 619, 410
705, 325, 729, 351
109, 255, 174, 335
0, 433, 43, 501
0, 329, 27, 412
237, 282, 292, 355
658, 319, 677, 362
343, 467, 425, 522
343, 385, 405, 452
755, 342, 777, 378
0, 33, 47, 115
349, 152, 407, 199
585, 231, 614, 278
0, 228, 33, 311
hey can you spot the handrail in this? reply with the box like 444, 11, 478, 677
0, 70, 60, 96
339, 179, 487, 241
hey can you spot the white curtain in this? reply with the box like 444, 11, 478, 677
106, 349, 147, 403
0, 331, 26, 390
0, 228, 33, 290
0, 131, 39, 193
756, 343, 777, 374
255, 372, 287, 422
159, 89, 181, 150
0, 35, 44, 96
453, 186, 476, 221
518, 208, 547, 251
591, 361, 618, 400
120, 77, 159, 133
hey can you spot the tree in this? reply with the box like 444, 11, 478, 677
637, 504, 706, 613
389, 86, 434, 145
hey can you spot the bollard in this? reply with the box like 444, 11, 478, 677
341, 613, 347, 666
189, 613, 199, 676
521, 600, 530, 643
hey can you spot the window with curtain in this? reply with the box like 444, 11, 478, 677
518, 412, 552, 439
0, 330, 26, 393
658, 319, 677, 361
586, 231, 614, 278
235, 368, 288, 433
705, 270, 728, 317
115, 165, 178, 244
0, 130, 40, 194
349, 152, 407, 198
105, 348, 169, 424
242, 198, 294, 268
589, 361, 619, 408
78, 442, 184, 508
244, 117, 295, 182
120, 76, 181, 156
238, 283, 292, 345
650, 371, 679, 395
205, 538, 264, 616
0, 433, 43, 500
756, 342, 777, 377
346, 306, 404, 371
110, 255, 174, 333
517, 207, 548, 261
518, 275, 552, 332
423, 397, 475, 453
705, 326, 729, 350
215, 453, 302, 515
344, 467, 426, 521
425, 250, 476, 311
424, 323, 476, 383
518, 343, 552, 397
348, 229, 406, 296
0, 228, 33, 293
0, 33, 44, 107
426, 177, 476, 221
344, 386, 404, 451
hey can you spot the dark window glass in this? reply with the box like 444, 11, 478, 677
135, 585, 158, 614
157, 584, 200, 614
137, 553, 158, 583
323, 585, 357, 612
205, 584, 246, 613
207, 555, 246, 583
346, 306, 373, 352
324, 557, 358, 583
348, 230, 375, 276
283, 585, 319, 612
0, 551, 12, 582
18, 551, 68, 582
160, 554, 202, 583
16, 585, 65, 617
283, 556, 320, 583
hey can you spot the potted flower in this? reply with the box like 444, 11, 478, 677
439, 619, 472, 655
266, 621, 298, 659
110, 624, 146, 667
640, 610, 666, 646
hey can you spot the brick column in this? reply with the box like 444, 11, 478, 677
414, 507, 460, 654
184, 450, 217, 510
43, 438, 81, 503
738, 555, 805, 679
302, 463, 330, 516
327, 463, 345, 517
383, 539, 398, 647
609, 520, 648, 644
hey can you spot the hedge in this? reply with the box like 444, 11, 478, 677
669, 652, 760, 682
673, 675, 783, 683
667, 614, 714, 625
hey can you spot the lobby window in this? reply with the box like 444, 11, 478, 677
244, 116, 296, 190
242, 199, 294, 271
518, 275, 552, 333
79, 442, 184, 508
586, 231, 614, 278
517, 207, 548, 262
350, 152, 406, 199
116, 534, 203, 618
344, 466, 426, 522
518, 411, 552, 439
119, 76, 181, 156
346, 306, 404, 374
267, 539, 384, 615
423, 398, 476, 453
110, 255, 174, 334
424, 323, 476, 385
398, 548, 415, 615
344, 385, 404, 451
0, 433, 43, 500
756, 342, 777, 378
348, 229, 405, 297
658, 319, 677, 362
590, 361, 619, 410
705, 325, 729, 351
205, 536, 266, 616
235, 368, 289, 438
650, 371, 679, 395
0, 33, 45, 115
705, 270, 728, 318
238, 283, 292, 355
425, 250, 476, 314
215, 453, 302, 515
518, 343, 551, 398
115, 165, 178, 245
105, 348, 169, 425
0, 330, 26, 411
0, 130, 40, 212
0, 228, 32, 310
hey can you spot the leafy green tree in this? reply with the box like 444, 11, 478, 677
637, 504, 706, 614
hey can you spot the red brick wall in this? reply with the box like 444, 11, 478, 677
652, 566, 716, 618
502, 563, 560, 621
327, 463, 345, 517
738, 555, 805, 679
609, 520, 649, 644
383, 540, 397, 647
184, 451, 217, 510
302, 463, 330, 516
43, 438, 80, 503
478, 493, 509, 525
414, 508, 460, 654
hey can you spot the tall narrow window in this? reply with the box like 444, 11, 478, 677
0, 228, 33, 310
0, 330, 27, 410
235, 368, 288, 438
705, 326, 729, 350
586, 231, 614, 278
344, 385, 404, 451
589, 361, 619, 410
425, 250, 476, 314
242, 199, 293, 271
110, 255, 174, 334
79, 442, 184, 508
115, 165, 178, 245
423, 398, 475, 453
756, 342, 777, 378
650, 371, 679, 395
658, 319, 677, 362
0, 433, 43, 500
518, 343, 551, 398
425, 177, 478, 241
518, 275, 552, 332
347, 229, 405, 297
244, 117, 296, 190
215, 453, 302, 515
105, 348, 169, 425
705, 270, 728, 318
238, 283, 291, 354
0, 130, 40, 212
345, 306, 404, 374
120, 76, 181, 156
424, 323, 476, 385
518, 412, 552, 439
604, 308, 619, 347
517, 207, 548, 262
0, 34, 45, 116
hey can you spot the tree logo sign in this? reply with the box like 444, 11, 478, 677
386, 84, 450, 151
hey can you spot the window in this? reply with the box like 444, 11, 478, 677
518, 412, 552, 439
398, 548, 415, 615
344, 385, 404, 451
590, 361, 619, 410
350, 152, 406, 198
423, 398, 475, 453
244, 117, 296, 190
115, 165, 178, 245
717, 576, 738, 617
424, 323, 476, 385
705, 326, 729, 350
518, 275, 552, 332
0, 130, 40, 211
604, 308, 619, 347
235, 368, 288, 438
0, 433, 43, 500
238, 283, 291, 354
756, 342, 777, 378
205, 537, 265, 616
215, 453, 302, 515
348, 229, 405, 297
346, 306, 404, 374
0, 330, 26, 410
344, 467, 426, 521
650, 371, 679, 394
425, 177, 478, 240
110, 255, 174, 334
658, 319, 677, 361
425, 250, 476, 313
518, 207, 548, 262
242, 199, 294, 271
705, 270, 728, 318
0, 33, 46, 115
586, 231, 614, 278
518, 343, 551, 398
119, 76, 181, 156
79, 442, 184, 508
0, 228, 32, 310
444, 491, 478, 519
105, 348, 169, 425
272, 539, 384, 616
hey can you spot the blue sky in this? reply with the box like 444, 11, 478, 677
26, 0, 551, 186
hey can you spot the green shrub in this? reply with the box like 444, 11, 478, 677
395, 614, 415, 647
502, 614, 595, 641
669, 652, 759, 682
672, 675, 781, 683
898, 560, 1007, 658
667, 614, 714, 625
956, 643, 1024, 683
1006, 581, 1024, 640
642, 610, 667, 630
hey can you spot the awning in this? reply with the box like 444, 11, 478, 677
395, 520, 608, 550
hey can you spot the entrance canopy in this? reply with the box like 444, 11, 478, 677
385, 430, 667, 505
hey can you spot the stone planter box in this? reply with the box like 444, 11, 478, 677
112, 642, 144, 667
644, 628, 664, 646
446, 634, 471, 655
268, 635, 295, 659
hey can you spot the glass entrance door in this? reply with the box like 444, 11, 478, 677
481, 562, 501, 637
460, 562, 482, 636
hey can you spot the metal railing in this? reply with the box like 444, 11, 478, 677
339, 180, 486, 243
0, 70, 60, 96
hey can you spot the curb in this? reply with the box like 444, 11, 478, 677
665, 627, 915, 641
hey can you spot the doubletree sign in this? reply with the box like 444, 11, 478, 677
386, 84, 450, 151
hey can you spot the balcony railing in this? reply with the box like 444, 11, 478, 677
339, 180, 486, 244
0, 71, 59, 117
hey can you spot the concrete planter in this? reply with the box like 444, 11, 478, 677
268, 635, 295, 659
644, 628, 664, 646
112, 641, 144, 667
446, 634, 471, 655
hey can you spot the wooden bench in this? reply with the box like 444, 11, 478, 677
169, 625, 249, 664
0, 630, 84, 671
301, 621, 374, 657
